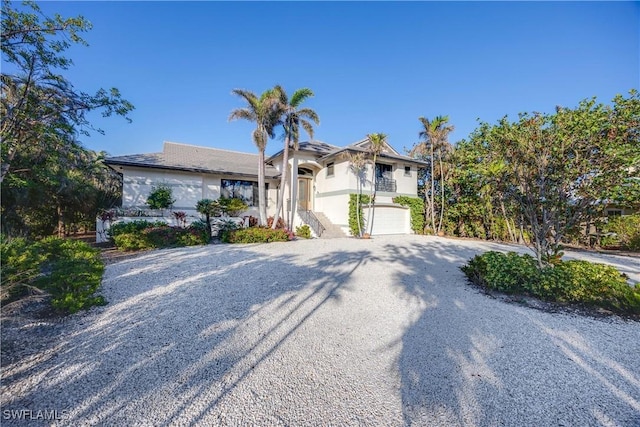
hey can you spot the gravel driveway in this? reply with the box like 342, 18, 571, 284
2, 235, 639, 426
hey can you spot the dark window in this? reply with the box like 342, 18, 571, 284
221, 179, 268, 207
327, 162, 335, 177
299, 167, 313, 177
375, 163, 393, 180
404, 166, 411, 176
375, 163, 396, 192
607, 209, 622, 217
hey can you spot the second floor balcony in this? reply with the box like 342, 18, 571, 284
375, 177, 397, 192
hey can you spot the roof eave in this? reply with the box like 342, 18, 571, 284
105, 160, 280, 179
317, 148, 427, 166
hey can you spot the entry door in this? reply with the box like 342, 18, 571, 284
298, 178, 311, 211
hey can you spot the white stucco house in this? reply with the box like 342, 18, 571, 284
106, 138, 426, 237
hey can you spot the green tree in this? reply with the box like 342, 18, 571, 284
453, 90, 640, 266
411, 116, 454, 234
365, 133, 387, 236
271, 86, 320, 229
1, 1, 132, 237
146, 184, 174, 215
229, 88, 281, 226
343, 152, 367, 237
2, 134, 121, 237
218, 197, 248, 217
195, 198, 222, 242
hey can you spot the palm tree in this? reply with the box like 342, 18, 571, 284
412, 116, 454, 234
196, 199, 222, 242
229, 88, 280, 226
365, 133, 387, 236
434, 129, 453, 234
343, 151, 367, 237
271, 86, 320, 229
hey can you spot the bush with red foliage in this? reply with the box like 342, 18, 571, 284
266, 216, 286, 229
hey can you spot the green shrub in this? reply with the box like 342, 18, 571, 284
216, 218, 242, 241
462, 251, 639, 315
113, 232, 153, 251
295, 225, 312, 239
392, 196, 425, 234
1, 236, 42, 301
600, 234, 618, 249
601, 214, 640, 251
112, 224, 208, 251
348, 193, 370, 237
196, 199, 222, 241
176, 228, 208, 246
108, 220, 166, 238
188, 220, 210, 240
218, 197, 248, 216
545, 261, 638, 312
461, 251, 538, 293
146, 184, 175, 211
1, 236, 106, 314
225, 227, 291, 243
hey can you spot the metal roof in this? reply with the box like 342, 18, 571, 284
107, 139, 426, 177
106, 141, 280, 178
267, 140, 341, 162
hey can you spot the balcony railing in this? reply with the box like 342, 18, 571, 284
375, 177, 397, 192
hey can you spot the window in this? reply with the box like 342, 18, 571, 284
404, 165, 411, 176
606, 209, 622, 217
327, 162, 335, 177
375, 163, 392, 180
375, 163, 396, 192
298, 167, 313, 177
221, 179, 267, 207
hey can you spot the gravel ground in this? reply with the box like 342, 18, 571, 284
1, 235, 639, 426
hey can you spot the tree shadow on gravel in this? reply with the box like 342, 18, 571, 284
385, 237, 640, 427
1, 243, 375, 426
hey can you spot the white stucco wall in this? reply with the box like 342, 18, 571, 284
307, 157, 420, 234
314, 160, 418, 199
394, 163, 418, 196
315, 193, 351, 233
117, 166, 278, 216
315, 160, 359, 194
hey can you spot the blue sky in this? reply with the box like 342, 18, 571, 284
17, 1, 640, 157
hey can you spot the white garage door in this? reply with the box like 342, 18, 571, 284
367, 205, 410, 235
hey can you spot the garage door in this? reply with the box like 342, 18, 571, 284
366, 205, 410, 235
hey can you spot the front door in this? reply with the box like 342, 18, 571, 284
298, 178, 311, 211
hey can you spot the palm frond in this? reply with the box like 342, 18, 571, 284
228, 108, 255, 123
290, 88, 314, 108
252, 128, 267, 150
272, 84, 289, 106
231, 89, 259, 109
296, 108, 320, 125
299, 119, 315, 141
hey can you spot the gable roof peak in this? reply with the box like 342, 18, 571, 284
349, 136, 400, 156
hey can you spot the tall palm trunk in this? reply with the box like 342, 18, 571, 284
356, 182, 362, 237
437, 151, 445, 234
430, 143, 436, 234
272, 136, 290, 229
257, 147, 267, 226
367, 155, 378, 235
270, 86, 319, 229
